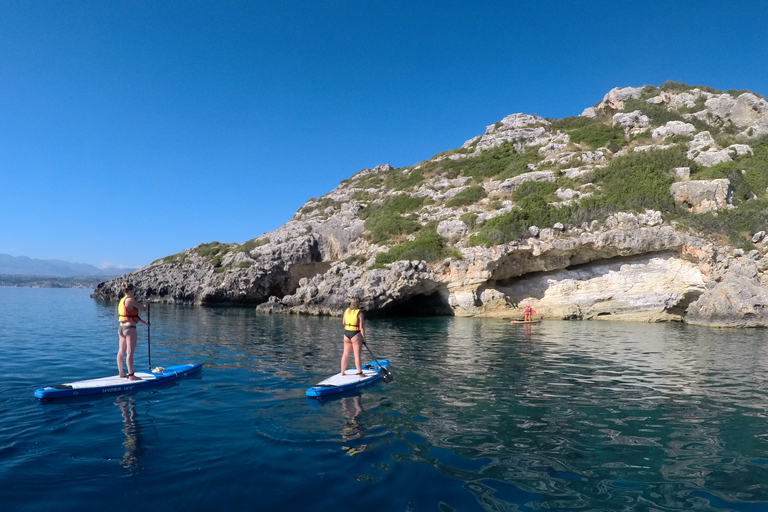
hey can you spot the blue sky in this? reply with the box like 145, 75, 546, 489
1, 1, 766, 268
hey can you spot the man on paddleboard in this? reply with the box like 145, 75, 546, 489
117, 282, 150, 381
341, 298, 365, 376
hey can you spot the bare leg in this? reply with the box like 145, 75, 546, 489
352, 334, 363, 375
117, 330, 128, 378
125, 328, 141, 381
340, 337, 352, 375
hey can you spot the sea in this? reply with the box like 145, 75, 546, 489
1, 286, 768, 512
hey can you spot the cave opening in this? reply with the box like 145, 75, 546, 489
368, 292, 454, 318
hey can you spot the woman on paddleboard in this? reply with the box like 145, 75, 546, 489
523, 304, 536, 322
117, 282, 150, 381
341, 298, 365, 377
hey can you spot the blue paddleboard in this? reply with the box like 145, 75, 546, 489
306, 360, 390, 398
35, 363, 202, 400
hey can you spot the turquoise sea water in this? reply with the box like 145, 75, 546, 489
2, 287, 768, 511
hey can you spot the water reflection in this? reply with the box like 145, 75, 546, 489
340, 395, 366, 456
88, 302, 768, 509
115, 396, 143, 473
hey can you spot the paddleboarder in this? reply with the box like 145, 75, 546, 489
523, 303, 536, 322
340, 298, 365, 377
117, 282, 150, 381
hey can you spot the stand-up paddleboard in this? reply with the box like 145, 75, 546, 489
35, 363, 202, 400
510, 319, 540, 324
306, 360, 390, 398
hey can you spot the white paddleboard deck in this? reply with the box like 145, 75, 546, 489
306, 359, 390, 397
317, 367, 380, 386
60, 371, 159, 389
35, 364, 202, 399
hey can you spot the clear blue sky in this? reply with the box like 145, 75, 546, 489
1, 1, 766, 268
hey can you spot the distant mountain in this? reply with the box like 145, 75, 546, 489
0, 254, 135, 277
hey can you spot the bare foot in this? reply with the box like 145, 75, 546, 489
119, 374, 127, 379
127, 374, 142, 381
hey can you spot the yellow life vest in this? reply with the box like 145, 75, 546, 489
118, 297, 139, 323
343, 308, 361, 331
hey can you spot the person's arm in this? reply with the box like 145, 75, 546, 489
358, 313, 365, 341
127, 298, 150, 326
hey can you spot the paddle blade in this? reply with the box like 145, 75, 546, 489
380, 366, 394, 383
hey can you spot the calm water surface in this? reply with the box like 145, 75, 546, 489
1, 287, 768, 511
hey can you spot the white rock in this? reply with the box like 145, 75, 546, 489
652, 121, 696, 140
613, 110, 650, 134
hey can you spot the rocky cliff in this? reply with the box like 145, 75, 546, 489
92, 82, 768, 327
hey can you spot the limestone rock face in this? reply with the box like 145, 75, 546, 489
685, 275, 768, 328
94, 83, 768, 328
613, 110, 650, 135
464, 114, 552, 155
593, 86, 644, 111
670, 179, 733, 213
705, 93, 768, 138
652, 121, 696, 140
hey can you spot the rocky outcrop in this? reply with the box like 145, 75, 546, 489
94, 83, 768, 327
670, 179, 733, 213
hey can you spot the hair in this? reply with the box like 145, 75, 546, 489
349, 298, 360, 309
121, 282, 135, 293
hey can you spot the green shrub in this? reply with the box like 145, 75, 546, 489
353, 172, 385, 190
549, 116, 626, 149
571, 122, 626, 149
385, 169, 424, 190
439, 142, 542, 181
593, 146, 690, 213
445, 185, 487, 207
297, 197, 339, 216
693, 137, 768, 203
621, 99, 688, 127
549, 116, 595, 132
238, 238, 270, 253
160, 253, 184, 264
460, 212, 478, 229
370, 232, 450, 267
511, 181, 558, 203
677, 199, 768, 249
360, 195, 425, 243
468, 195, 573, 247
466, 146, 698, 247
468, 209, 534, 246
196, 242, 227, 258
659, 81, 721, 96
351, 190, 376, 202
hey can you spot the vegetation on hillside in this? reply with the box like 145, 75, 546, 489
359, 195, 425, 243
158, 82, 768, 271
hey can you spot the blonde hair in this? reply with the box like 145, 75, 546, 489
349, 298, 360, 309
121, 282, 135, 293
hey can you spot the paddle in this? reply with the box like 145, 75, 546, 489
361, 336, 393, 383
147, 301, 152, 370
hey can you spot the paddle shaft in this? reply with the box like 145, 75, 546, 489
361, 336, 393, 383
147, 301, 151, 370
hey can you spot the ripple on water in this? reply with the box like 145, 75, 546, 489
3, 292, 768, 510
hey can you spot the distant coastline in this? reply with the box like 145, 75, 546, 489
0, 274, 109, 289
